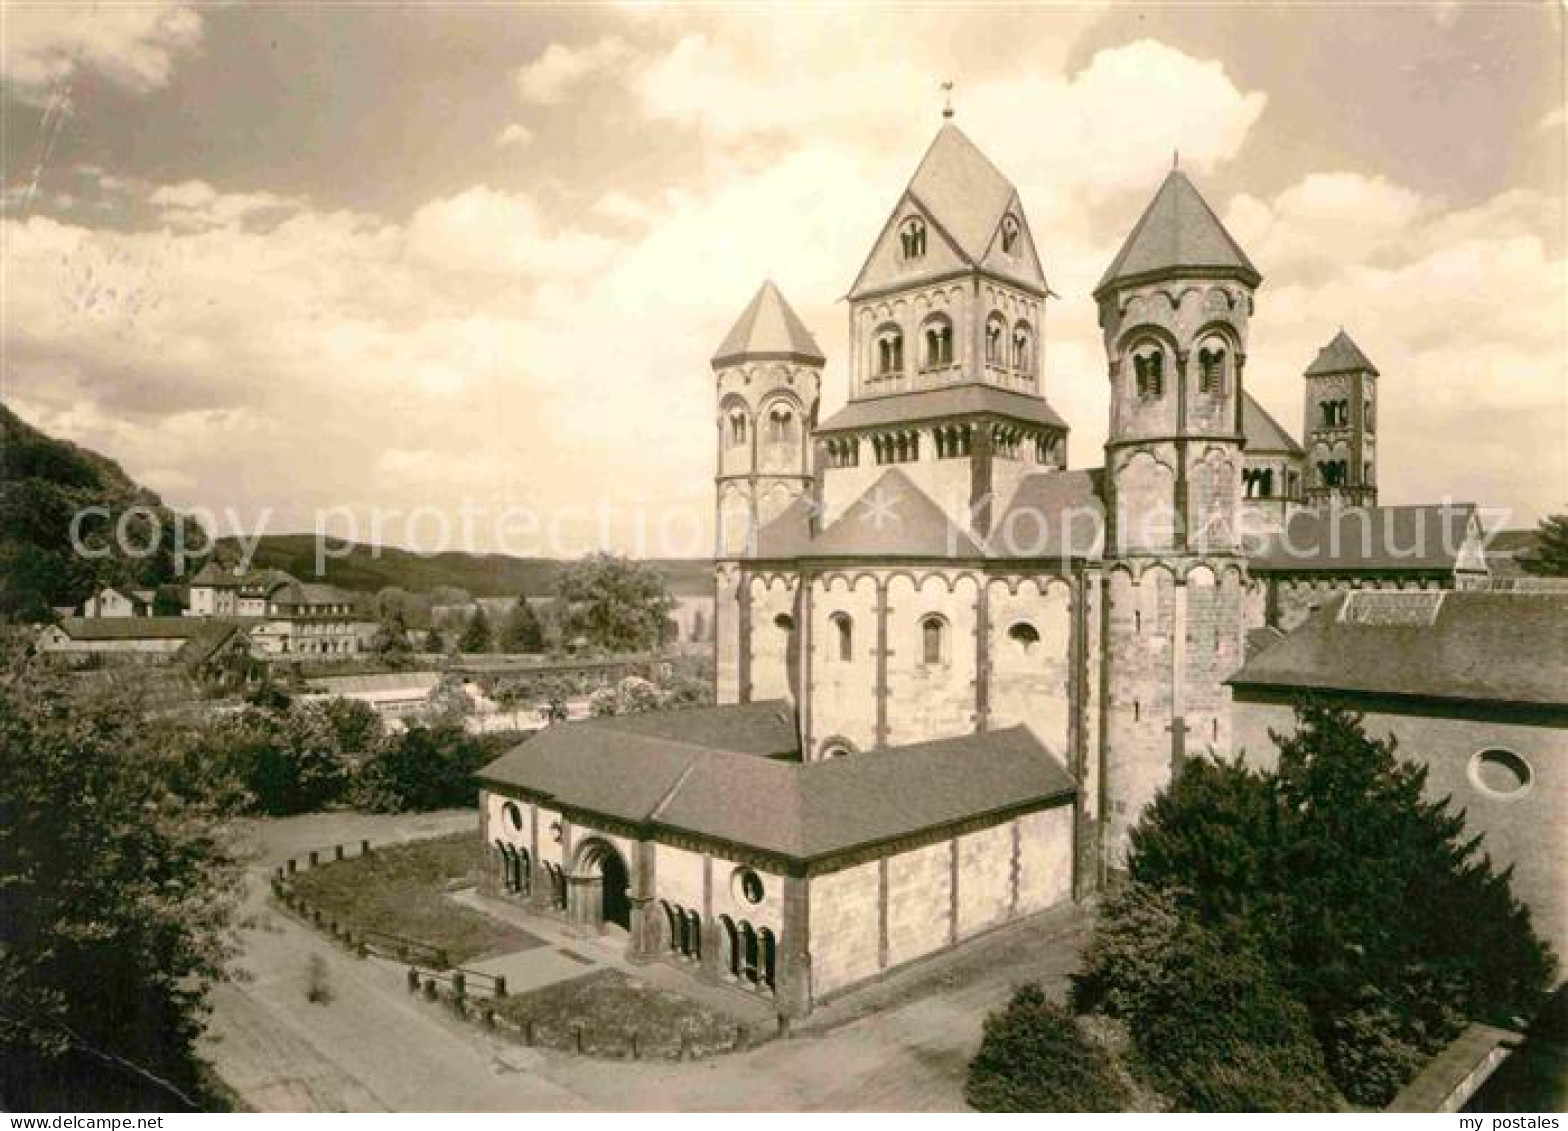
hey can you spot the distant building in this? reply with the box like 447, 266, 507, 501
38, 616, 214, 657
79, 586, 149, 619
186, 564, 373, 656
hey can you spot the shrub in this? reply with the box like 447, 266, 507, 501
966, 984, 1130, 1112
1128, 922, 1339, 1112
1071, 882, 1185, 1021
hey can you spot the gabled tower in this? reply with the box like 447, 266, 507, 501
712, 280, 824, 703
814, 120, 1068, 538
1302, 329, 1379, 508
1094, 166, 1258, 865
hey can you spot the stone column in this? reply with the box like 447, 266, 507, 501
626, 840, 659, 964
776, 874, 814, 1026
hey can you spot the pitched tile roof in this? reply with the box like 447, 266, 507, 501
817, 384, 1068, 433
711, 280, 825, 367
761, 468, 984, 560
478, 712, 1076, 863
52, 615, 215, 641
175, 621, 252, 669
1230, 590, 1568, 708
1304, 329, 1380, 377
1247, 504, 1485, 574
1096, 168, 1260, 297
987, 469, 1106, 560
1241, 392, 1304, 455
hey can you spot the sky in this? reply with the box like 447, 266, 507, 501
3, 2, 1564, 557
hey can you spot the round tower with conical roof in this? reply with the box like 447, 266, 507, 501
1092, 166, 1259, 866
711, 280, 824, 704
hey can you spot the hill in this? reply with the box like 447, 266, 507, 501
216, 533, 714, 598
0, 403, 203, 622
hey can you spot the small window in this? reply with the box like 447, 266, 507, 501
899, 216, 927, 259
728, 410, 747, 447
820, 741, 853, 759
733, 867, 766, 905
922, 315, 954, 368
875, 325, 904, 376
1469, 748, 1532, 800
1133, 348, 1164, 397
1012, 321, 1033, 373
1198, 344, 1225, 394
1007, 622, 1040, 650
920, 615, 947, 665
830, 612, 853, 662
766, 405, 795, 443
985, 314, 1006, 365
1000, 214, 1020, 255
502, 801, 523, 832
774, 612, 795, 631
549, 820, 563, 843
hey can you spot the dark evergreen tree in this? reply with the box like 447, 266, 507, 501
1520, 513, 1568, 576
498, 596, 545, 653
966, 984, 1130, 1112
457, 605, 492, 653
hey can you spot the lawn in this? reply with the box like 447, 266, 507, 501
492, 968, 745, 1058
285, 832, 542, 965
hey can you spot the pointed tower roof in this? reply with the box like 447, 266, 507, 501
907, 122, 1017, 264
1304, 329, 1379, 377
711, 280, 825, 368
1095, 168, 1260, 298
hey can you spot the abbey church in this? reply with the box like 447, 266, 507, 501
479, 116, 1564, 1022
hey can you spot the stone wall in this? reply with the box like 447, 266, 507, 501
746, 574, 799, 704
805, 571, 880, 756
885, 842, 953, 966
883, 571, 980, 746
986, 575, 1073, 756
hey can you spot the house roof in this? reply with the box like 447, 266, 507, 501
753, 468, 984, 561
988, 469, 1107, 560
817, 384, 1068, 434
275, 580, 362, 608
1242, 392, 1303, 455
477, 710, 1075, 862
1230, 590, 1568, 708
1096, 168, 1260, 297
1304, 329, 1379, 377
712, 280, 825, 367
190, 561, 238, 586
1247, 504, 1484, 574
175, 621, 251, 669
52, 615, 216, 641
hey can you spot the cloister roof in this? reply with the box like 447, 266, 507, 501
477, 706, 1076, 864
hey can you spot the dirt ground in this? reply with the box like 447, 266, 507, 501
201, 809, 1089, 1112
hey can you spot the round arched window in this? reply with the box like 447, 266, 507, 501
733, 867, 765, 905
1468, 748, 1533, 800
502, 801, 524, 832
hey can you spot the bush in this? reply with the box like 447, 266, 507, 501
966, 984, 1130, 1112
353, 722, 494, 813
1128, 922, 1339, 1112
1071, 882, 1185, 1022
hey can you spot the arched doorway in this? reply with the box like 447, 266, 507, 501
569, 838, 632, 932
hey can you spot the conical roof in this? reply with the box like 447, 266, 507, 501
711, 280, 825, 367
1241, 392, 1304, 455
1304, 329, 1379, 377
1096, 168, 1260, 297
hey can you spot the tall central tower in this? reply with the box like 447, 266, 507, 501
1094, 167, 1257, 865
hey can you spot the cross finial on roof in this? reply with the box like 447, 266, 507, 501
941, 80, 954, 119
1173, 148, 1179, 169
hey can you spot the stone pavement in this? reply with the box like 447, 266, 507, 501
202, 809, 1089, 1112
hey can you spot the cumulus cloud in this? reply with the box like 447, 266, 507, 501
4, 28, 1560, 553
513, 37, 631, 105
3, 2, 202, 97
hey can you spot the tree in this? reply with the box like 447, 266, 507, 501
457, 606, 492, 653
354, 721, 492, 812
966, 984, 1130, 1111
369, 610, 413, 667
1520, 513, 1568, 576
152, 584, 185, 616
200, 703, 349, 816
423, 627, 445, 653
1126, 703, 1556, 1106
498, 596, 545, 653
556, 553, 677, 654
0, 658, 243, 1109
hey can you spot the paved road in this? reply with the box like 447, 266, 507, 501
201, 810, 1086, 1112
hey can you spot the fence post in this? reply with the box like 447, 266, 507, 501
452, 971, 466, 1001
406, 968, 420, 993
574, 1025, 584, 1054
335, 844, 345, 861
422, 978, 437, 1001
287, 858, 297, 875
308, 850, 319, 868
524, 1019, 535, 1046
361, 839, 371, 856
494, 975, 507, 999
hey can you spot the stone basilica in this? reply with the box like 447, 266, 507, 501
478, 116, 1542, 1024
